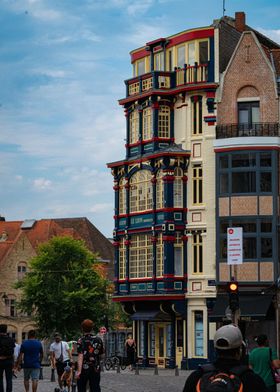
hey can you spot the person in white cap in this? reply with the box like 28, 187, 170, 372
183, 324, 266, 392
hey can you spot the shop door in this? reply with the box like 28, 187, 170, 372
155, 324, 166, 367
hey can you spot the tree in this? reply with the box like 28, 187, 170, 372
16, 236, 109, 339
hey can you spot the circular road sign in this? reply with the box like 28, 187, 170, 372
99, 326, 107, 334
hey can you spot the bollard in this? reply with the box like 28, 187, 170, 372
72, 382, 77, 392
134, 364, 139, 375
39, 367, 43, 380
100, 361, 104, 372
116, 363, 120, 373
154, 364, 158, 375
51, 368, 56, 382
175, 365, 179, 376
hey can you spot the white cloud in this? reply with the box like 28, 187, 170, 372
89, 203, 112, 213
258, 28, 280, 44
33, 178, 52, 190
15, 175, 23, 181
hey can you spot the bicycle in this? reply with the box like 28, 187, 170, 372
104, 356, 126, 371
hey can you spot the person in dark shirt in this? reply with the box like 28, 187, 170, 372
76, 319, 104, 392
0, 324, 15, 392
183, 324, 267, 392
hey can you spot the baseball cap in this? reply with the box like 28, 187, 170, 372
214, 324, 244, 350
54, 332, 61, 338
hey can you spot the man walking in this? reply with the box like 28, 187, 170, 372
183, 324, 266, 392
76, 319, 104, 392
50, 332, 72, 390
249, 334, 280, 392
0, 324, 15, 392
16, 330, 43, 392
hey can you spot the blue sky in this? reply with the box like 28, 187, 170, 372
0, 0, 280, 238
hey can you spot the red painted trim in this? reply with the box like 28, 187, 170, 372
129, 277, 153, 282
214, 146, 280, 153
131, 28, 214, 62
107, 150, 191, 168
162, 236, 176, 242
112, 294, 185, 302
208, 122, 215, 126
118, 83, 218, 105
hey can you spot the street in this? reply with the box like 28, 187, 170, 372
10, 366, 189, 392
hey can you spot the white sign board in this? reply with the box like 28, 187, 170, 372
227, 227, 243, 265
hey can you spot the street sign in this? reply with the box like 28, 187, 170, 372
99, 326, 107, 335
227, 227, 243, 265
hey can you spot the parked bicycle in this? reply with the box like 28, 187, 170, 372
104, 356, 126, 370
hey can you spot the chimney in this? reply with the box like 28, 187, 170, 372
235, 12, 246, 32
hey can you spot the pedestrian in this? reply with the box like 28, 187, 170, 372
249, 334, 280, 392
15, 330, 43, 392
183, 324, 266, 392
0, 324, 15, 392
125, 333, 136, 370
50, 332, 72, 390
76, 319, 104, 392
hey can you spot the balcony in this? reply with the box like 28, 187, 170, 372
216, 123, 280, 139
125, 63, 209, 98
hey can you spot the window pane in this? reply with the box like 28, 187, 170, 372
138, 60, 145, 75
232, 172, 256, 193
199, 41, 208, 64
219, 156, 228, 169
194, 311, 204, 356
261, 221, 272, 233
174, 247, 183, 275
232, 222, 256, 233
220, 173, 228, 193
260, 153, 272, 167
155, 52, 164, 71
260, 172, 272, 192
232, 153, 256, 167
252, 106, 260, 123
243, 238, 256, 259
261, 238, 272, 258
238, 109, 249, 124
177, 46, 185, 68
220, 238, 227, 258
188, 42, 195, 65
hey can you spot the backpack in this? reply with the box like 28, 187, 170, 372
0, 335, 14, 357
196, 363, 248, 392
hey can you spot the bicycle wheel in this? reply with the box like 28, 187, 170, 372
112, 356, 120, 369
121, 360, 126, 370
105, 358, 112, 371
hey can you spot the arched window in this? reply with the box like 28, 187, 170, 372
129, 234, 153, 278
17, 262, 27, 280
142, 107, 152, 140
119, 238, 126, 280
119, 178, 127, 215
129, 110, 139, 144
156, 233, 163, 277
174, 167, 183, 207
156, 170, 164, 209
158, 105, 170, 138
129, 170, 153, 213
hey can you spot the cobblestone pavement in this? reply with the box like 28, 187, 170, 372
7, 366, 280, 392
9, 366, 190, 392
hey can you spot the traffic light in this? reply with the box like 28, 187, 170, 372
228, 281, 239, 312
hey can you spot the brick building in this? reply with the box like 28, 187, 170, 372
0, 217, 114, 342
107, 12, 280, 368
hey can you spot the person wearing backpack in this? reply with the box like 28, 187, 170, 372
183, 324, 266, 392
249, 334, 280, 392
76, 319, 104, 392
0, 324, 15, 392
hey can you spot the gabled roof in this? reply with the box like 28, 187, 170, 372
0, 218, 114, 267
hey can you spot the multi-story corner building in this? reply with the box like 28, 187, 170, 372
212, 15, 280, 351
108, 12, 280, 369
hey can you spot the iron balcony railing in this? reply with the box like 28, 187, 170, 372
216, 123, 280, 139
126, 63, 209, 97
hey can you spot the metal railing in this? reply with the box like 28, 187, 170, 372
126, 63, 209, 97
216, 123, 280, 139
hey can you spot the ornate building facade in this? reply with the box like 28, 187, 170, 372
108, 12, 280, 368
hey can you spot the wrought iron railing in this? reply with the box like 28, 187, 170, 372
216, 123, 280, 139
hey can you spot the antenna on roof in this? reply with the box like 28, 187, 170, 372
223, 0, 226, 16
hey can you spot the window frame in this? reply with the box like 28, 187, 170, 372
129, 234, 153, 278
193, 232, 203, 274
142, 107, 153, 141
129, 110, 139, 144
158, 105, 170, 138
119, 238, 126, 280
193, 165, 203, 205
129, 170, 153, 213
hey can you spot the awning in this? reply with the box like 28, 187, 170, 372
131, 310, 171, 321
209, 294, 273, 321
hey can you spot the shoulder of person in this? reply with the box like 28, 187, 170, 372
183, 369, 203, 392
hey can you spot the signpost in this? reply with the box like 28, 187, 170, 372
227, 227, 243, 324
99, 326, 107, 335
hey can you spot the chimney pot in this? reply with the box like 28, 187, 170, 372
235, 12, 246, 32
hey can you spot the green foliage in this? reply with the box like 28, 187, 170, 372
16, 236, 109, 339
